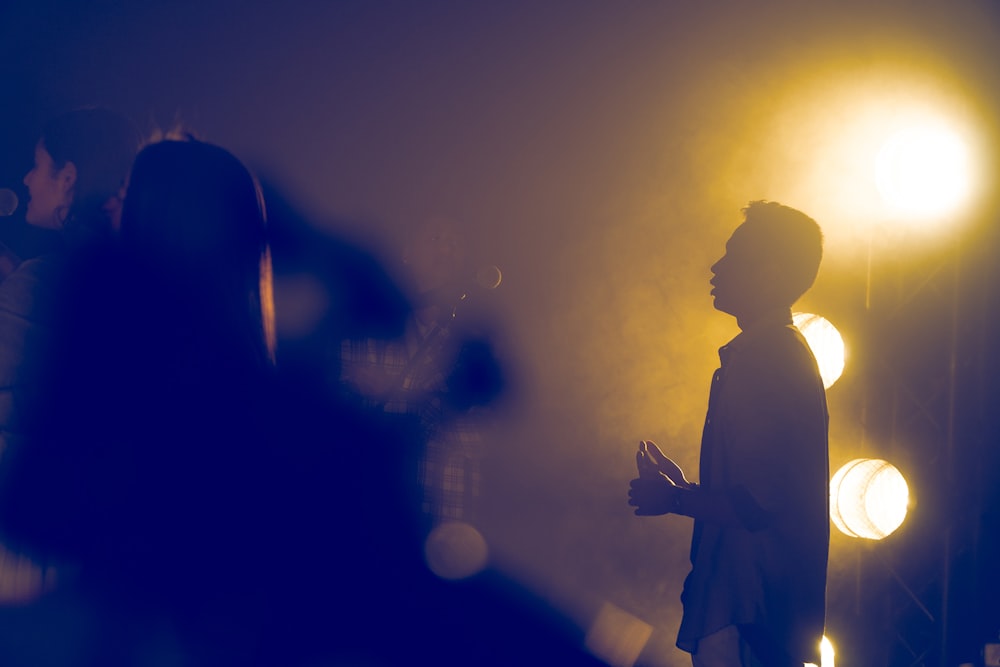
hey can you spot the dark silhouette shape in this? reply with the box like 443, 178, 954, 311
629, 201, 829, 667
0, 139, 596, 667
0, 107, 142, 610
339, 215, 507, 529
259, 178, 411, 387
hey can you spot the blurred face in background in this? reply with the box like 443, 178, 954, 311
23, 143, 76, 229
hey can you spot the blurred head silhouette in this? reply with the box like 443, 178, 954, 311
120, 139, 276, 364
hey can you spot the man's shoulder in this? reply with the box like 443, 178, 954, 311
734, 322, 810, 359
729, 323, 822, 389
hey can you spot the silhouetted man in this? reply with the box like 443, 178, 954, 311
629, 201, 829, 667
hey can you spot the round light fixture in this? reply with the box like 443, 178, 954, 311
830, 458, 909, 539
793, 312, 846, 389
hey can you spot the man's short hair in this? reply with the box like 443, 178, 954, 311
741, 200, 824, 305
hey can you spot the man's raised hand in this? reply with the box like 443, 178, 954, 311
637, 440, 694, 489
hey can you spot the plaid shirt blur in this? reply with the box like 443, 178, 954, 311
340, 318, 485, 525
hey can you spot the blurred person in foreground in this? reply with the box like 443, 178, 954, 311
628, 201, 830, 667
0, 140, 597, 667
0, 107, 142, 454
0, 107, 142, 606
0, 138, 295, 666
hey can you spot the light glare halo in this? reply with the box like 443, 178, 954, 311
830, 458, 909, 540
792, 312, 846, 389
875, 124, 972, 220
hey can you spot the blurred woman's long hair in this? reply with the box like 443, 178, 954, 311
119, 139, 276, 366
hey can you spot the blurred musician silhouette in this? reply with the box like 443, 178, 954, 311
339, 216, 504, 530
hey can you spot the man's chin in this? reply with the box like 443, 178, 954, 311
711, 296, 735, 316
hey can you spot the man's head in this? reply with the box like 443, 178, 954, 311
710, 201, 823, 325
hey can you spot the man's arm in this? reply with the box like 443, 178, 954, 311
628, 474, 743, 526
631, 440, 746, 526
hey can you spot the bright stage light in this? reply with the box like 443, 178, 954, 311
792, 312, 845, 389
750, 66, 989, 248
820, 636, 835, 667
875, 122, 973, 220
830, 459, 909, 539
805, 635, 836, 667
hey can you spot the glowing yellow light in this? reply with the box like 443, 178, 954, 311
754, 67, 989, 250
830, 459, 909, 539
875, 123, 972, 220
821, 635, 835, 667
804, 635, 835, 667
792, 312, 845, 389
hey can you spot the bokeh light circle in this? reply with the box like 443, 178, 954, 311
830, 458, 909, 540
792, 312, 846, 389
423, 521, 489, 580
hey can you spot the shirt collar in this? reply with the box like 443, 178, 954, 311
718, 307, 794, 366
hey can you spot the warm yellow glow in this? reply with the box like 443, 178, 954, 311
792, 312, 845, 389
752, 64, 990, 251
804, 635, 836, 667
876, 122, 972, 220
584, 601, 653, 667
830, 459, 909, 539
821, 636, 835, 667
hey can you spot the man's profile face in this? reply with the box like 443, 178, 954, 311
709, 223, 770, 319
